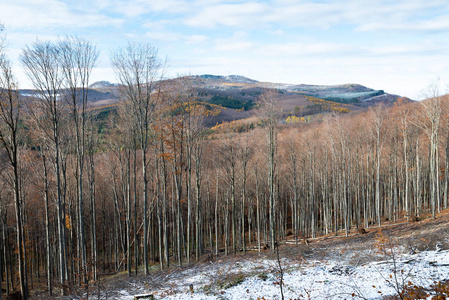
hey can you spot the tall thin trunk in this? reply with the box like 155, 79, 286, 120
142, 148, 149, 274
126, 149, 132, 275
0, 208, 2, 300
269, 126, 276, 251
42, 155, 52, 295
133, 147, 138, 275
215, 170, 219, 256
88, 147, 97, 281
195, 141, 203, 260
255, 168, 261, 253
156, 156, 163, 270
14, 162, 28, 299
231, 166, 236, 254
186, 146, 192, 264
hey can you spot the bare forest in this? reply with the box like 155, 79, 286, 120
1, 36, 449, 300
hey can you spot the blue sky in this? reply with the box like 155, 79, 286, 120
1, 0, 449, 99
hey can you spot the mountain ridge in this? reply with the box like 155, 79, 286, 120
22, 75, 411, 126
88, 74, 411, 103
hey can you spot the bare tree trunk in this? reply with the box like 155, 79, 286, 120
15, 183, 28, 300
186, 145, 192, 264
215, 170, 219, 255
0, 52, 29, 299
370, 104, 385, 227
174, 169, 183, 266
416, 137, 421, 217
42, 155, 52, 295
255, 168, 261, 253
156, 156, 163, 270
0, 206, 2, 300
59, 37, 98, 285
195, 140, 203, 260
111, 43, 163, 273
126, 149, 132, 275
21, 41, 68, 293
161, 147, 169, 269
444, 137, 449, 210
231, 166, 236, 254
88, 149, 97, 282
133, 147, 138, 274
269, 127, 276, 251
240, 133, 250, 254
2, 216, 11, 295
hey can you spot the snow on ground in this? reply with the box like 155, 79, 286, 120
110, 246, 449, 300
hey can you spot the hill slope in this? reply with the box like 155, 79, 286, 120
79, 211, 449, 300
20, 75, 412, 126
187, 75, 411, 125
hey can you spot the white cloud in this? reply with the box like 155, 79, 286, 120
213, 31, 254, 52
142, 20, 173, 31
185, 35, 209, 44
268, 29, 285, 36
106, 0, 190, 17
256, 41, 353, 56
0, 0, 122, 30
185, 2, 269, 28
144, 30, 208, 45
2, 0, 449, 98
366, 43, 449, 56
146, 31, 183, 42
168, 29, 449, 99
357, 14, 449, 32
183, 0, 449, 33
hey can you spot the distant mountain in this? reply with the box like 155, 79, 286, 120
89, 81, 118, 89
19, 87, 116, 107
191, 75, 410, 104
282, 83, 409, 107
188, 75, 412, 125
18, 75, 412, 126
196, 74, 258, 84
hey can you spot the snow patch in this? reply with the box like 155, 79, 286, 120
106, 249, 449, 300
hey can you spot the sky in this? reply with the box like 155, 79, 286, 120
1, 0, 449, 99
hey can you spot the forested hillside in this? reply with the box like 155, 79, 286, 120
1, 38, 447, 300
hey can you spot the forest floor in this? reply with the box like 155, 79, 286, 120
30, 210, 449, 299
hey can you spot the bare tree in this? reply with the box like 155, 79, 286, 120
218, 130, 239, 254
415, 82, 442, 219
21, 40, 68, 292
258, 90, 280, 251
59, 36, 99, 283
283, 129, 300, 243
0, 38, 29, 300
392, 99, 412, 220
370, 104, 386, 226
239, 131, 252, 253
111, 42, 163, 274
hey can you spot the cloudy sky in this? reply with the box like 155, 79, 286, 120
1, 0, 449, 99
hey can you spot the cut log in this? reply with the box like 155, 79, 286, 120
134, 294, 154, 299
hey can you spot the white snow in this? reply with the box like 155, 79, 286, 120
108, 247, 449, 300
